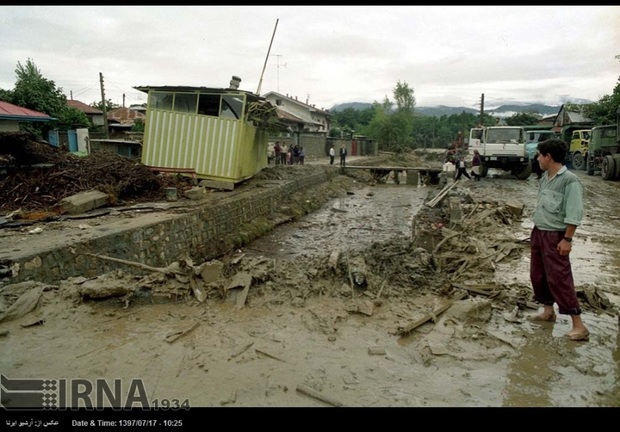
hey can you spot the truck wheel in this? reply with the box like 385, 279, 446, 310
513, 160, 532, 180
586, 155, 595, 175
572, 152, 586, 171
602, 155, 616, 180
614, 155, 620, 180
479, 164, 489, 178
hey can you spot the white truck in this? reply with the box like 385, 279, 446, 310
468, 126, 531, 180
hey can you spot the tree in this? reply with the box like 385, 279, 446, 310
365, 81, 416, 152
91, 99, 120, 112
583, 75, 620, 125
11, 59, 67, 120
3, 58, 89, 138
57, 107, 91, 130
504, 112, 541, 126
393, 80, 416, 113
0, 88, 13, 101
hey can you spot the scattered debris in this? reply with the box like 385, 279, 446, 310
296, 384, 346, 407
396, 290, 468, 335
164, 322, 200, 344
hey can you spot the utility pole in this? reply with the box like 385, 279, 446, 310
256, 18, 279, 95
479, 93, 485, 126
99, 72, 109, 139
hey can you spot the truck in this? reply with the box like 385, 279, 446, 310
585, 124, 620, 180
585, 107, 620, 181
567, 129, 591, 170
523, 128, 558, 178
468, 126, 531, 179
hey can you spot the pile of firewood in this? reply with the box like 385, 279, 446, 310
0, 131, 192, 212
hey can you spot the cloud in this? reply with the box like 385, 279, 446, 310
1, 5, 618, 110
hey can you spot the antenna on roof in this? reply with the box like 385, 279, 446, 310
256, 18, 279, 95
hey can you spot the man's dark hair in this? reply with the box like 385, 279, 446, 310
538, 138, 567, 163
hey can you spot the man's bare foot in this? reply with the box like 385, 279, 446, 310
566, 327, 590, 341
528, 312, 556, 322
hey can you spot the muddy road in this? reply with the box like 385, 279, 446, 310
1, 160, 619, 409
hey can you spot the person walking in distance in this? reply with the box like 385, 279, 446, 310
280, 143, 288, 165
329, 144, 335, 165
529, 138, 589, 341
339, 143, 347, 167
471, 149, 482, 181
454, 155, 472, 181
274, 141, 281, 165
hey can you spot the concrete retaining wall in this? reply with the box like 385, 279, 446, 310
3, 171, 332, 285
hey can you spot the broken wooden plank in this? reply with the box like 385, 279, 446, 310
164, 322, 200, 344
255, 349, 286, 363
452, 283, 497, 297
85, 253, 185, 275
427, 180, 459, 208
229, 341, 254, 360
296, 384, 345, 407
396, 290, 467, 335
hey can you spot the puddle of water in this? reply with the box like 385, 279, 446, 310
247, 183, 430, 259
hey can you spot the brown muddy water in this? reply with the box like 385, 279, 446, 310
244, 169, 620, 407
1, 167, 619, 408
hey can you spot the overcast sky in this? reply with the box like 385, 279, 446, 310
1, 6, 619, 111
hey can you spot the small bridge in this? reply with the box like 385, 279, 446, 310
342, 166, 442, 185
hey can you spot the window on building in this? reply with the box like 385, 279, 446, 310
220, 95, 243, 120
173, 93, 198, 113
150, 92, 174, 110
197, 94, 221, 117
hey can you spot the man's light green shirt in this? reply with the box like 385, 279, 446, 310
532, 166, 584, 231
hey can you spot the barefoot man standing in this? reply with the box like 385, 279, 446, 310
529, 138, 589, 341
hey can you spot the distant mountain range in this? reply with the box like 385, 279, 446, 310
329, 102, 577, 118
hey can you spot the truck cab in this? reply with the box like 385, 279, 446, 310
469, 126, 531, 179
524, 129, 557, 178
568, 129, 591, 171
586, 125, 619, 180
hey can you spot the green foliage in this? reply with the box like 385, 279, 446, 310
57, 106, 91, 129
11, 59, 67, 119
330, 106, 375, 137
90, 99, 120, 112
393, 80, 416, 112
364, 83, 416, 152
131, 118, 145, 133
0, 88, 13, 101
583, 75, 620, 125
504, 112, 541, 126
3, 58, 71, 138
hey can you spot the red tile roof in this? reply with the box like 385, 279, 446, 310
67, 99, 103, 114
0, 100, 54, 121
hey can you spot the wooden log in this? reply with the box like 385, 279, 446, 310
164, 322, 200, 344
397, 290, 467, 335
85, 253, 185, 275
296, 384, 345, 407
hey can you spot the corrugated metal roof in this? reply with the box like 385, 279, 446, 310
107, 107, 146, 124
276, 108, 305, 123
0, 100, 54, 122
67, 100, 103, 114
134, 85, 264, 103
262, 91, 332, 115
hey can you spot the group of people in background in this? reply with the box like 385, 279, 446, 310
329, 143, 347, 167
273, 141, 305, 165
449, 149, 482, 181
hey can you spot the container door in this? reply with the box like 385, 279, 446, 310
67, 129, 78, 152
48, 130, 59, 147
